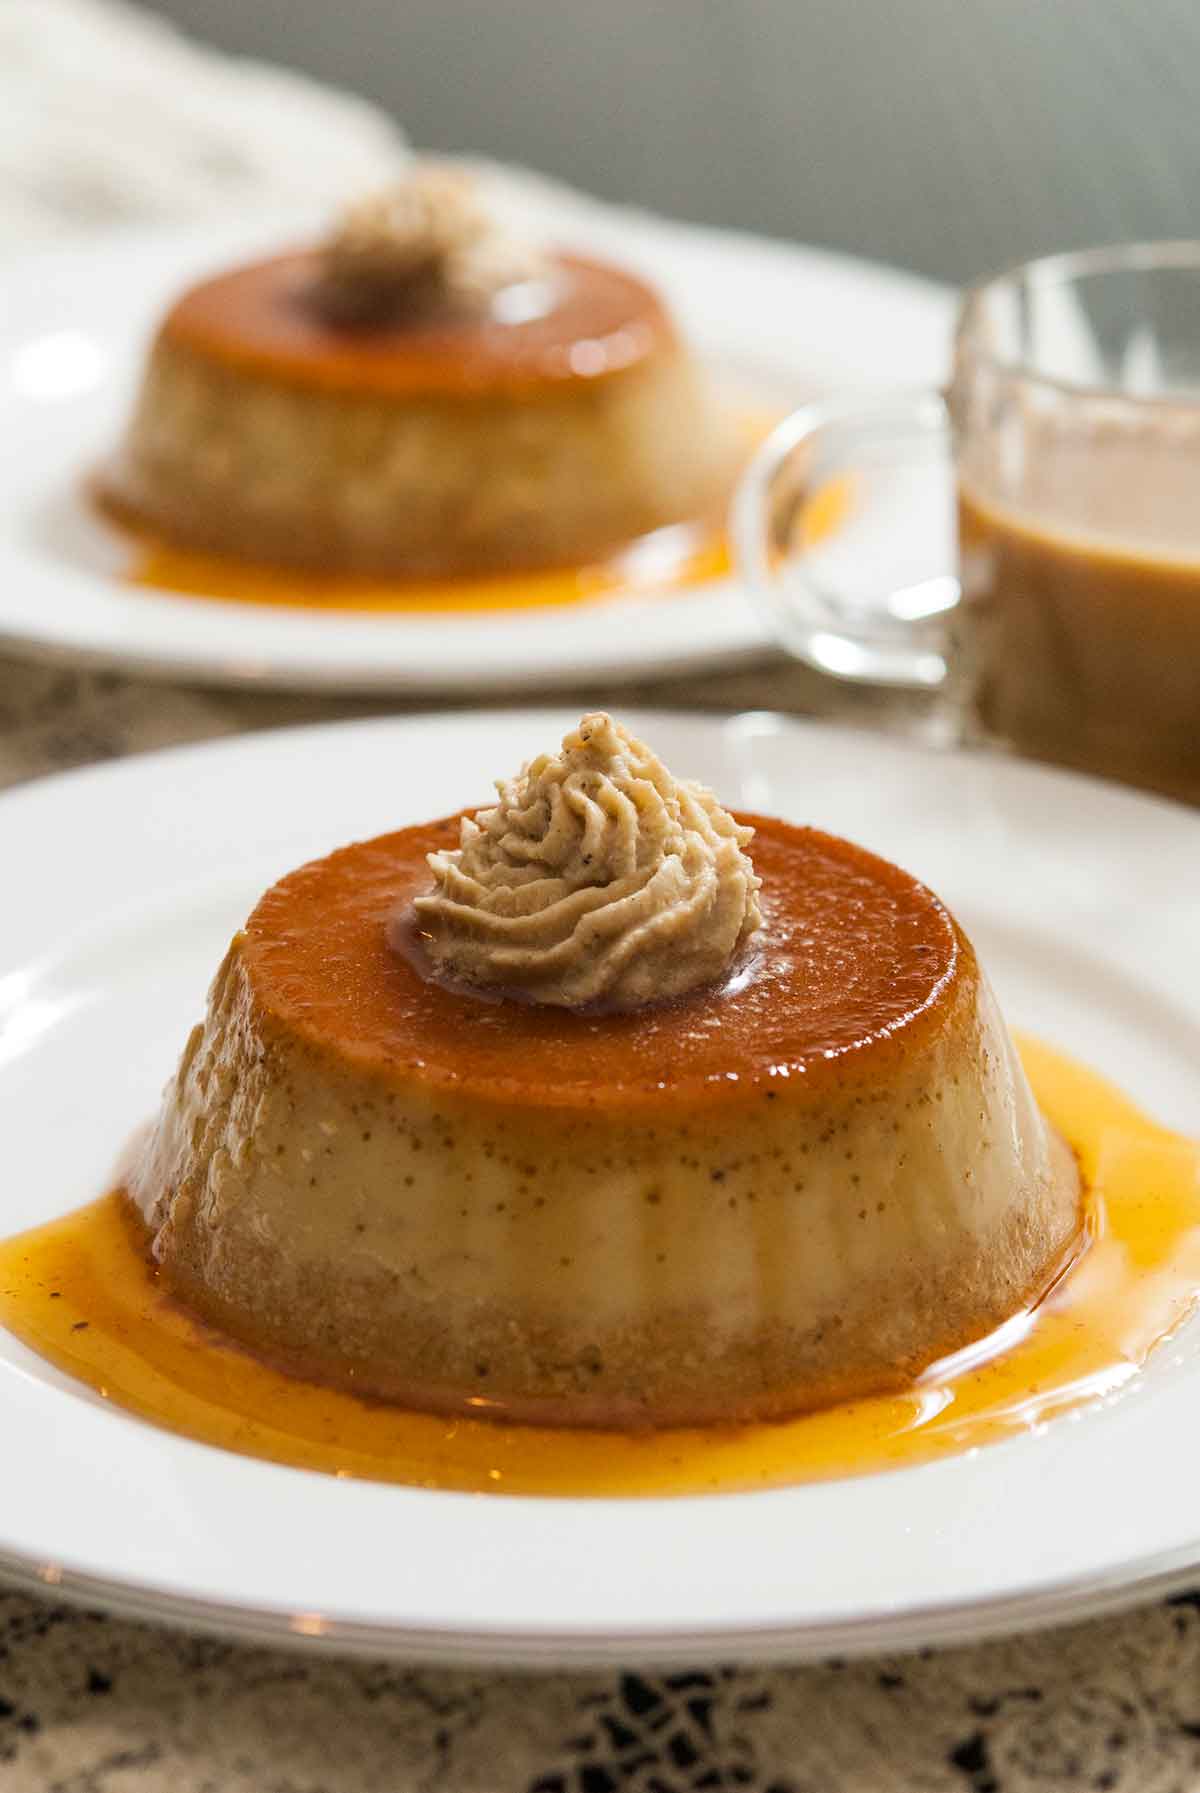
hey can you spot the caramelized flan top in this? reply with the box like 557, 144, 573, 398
157, 250, 676, 399
243, 814, 963, 1109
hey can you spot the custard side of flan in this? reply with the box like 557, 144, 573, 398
128, 815, 1081, 1429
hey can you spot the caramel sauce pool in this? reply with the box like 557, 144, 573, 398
2, 1036, 1198, 1497
91, 411, 780, 615
101, 503, 733, 615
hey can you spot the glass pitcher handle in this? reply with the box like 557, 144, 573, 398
732, 390, 957, 689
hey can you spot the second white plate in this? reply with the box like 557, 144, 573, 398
0, 207, 951, 693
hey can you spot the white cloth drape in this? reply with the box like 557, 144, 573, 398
0, 0, 409, 245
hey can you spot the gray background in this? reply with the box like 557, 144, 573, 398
151, 0, 1200, 283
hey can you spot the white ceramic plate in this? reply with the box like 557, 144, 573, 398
0, 211, 952, 694
3, 709, 1200, 1666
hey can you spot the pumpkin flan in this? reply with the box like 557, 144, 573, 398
128, 715, 1081, 1429
101, 166, 736, 577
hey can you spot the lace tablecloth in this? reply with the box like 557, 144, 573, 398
3, 647, 1200, 1793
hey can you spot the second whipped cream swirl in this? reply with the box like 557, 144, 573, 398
317, 163, 549, 323
412, 713, 762, 1010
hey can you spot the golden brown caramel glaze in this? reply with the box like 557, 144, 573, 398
159, 250, 674, 398
245, 815, 960, 1109
126, 815, 1080, 1428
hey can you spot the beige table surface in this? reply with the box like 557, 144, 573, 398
3, 646, 1200, 1793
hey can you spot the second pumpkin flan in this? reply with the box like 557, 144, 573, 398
102, 166, 736, 578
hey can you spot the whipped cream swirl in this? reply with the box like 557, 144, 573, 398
412, 713, 762, 1010
316, 162, 549, 323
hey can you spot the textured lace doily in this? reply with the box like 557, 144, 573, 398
5, 1588, 1200, 1791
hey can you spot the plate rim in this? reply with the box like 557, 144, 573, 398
5, 1533, 1200, 1668
5, 697, 1199, 840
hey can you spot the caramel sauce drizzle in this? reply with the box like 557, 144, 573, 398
1, 1036, 1197, 1497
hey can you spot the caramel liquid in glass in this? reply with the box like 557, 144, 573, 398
959, 441, 1200, 800
1, 1037, 1198, 1497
